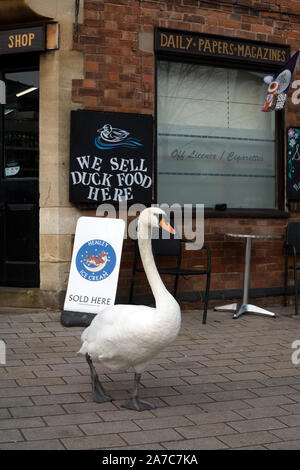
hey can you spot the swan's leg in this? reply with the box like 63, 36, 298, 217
121, 373, 155, 411
85, 354, 112, 403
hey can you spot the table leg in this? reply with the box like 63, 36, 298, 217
214, 303, 239, 312
242, 236, 251, 305
233, 303, 277, 319
214, 236, 276, 319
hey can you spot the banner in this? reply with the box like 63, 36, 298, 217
262, 50, 299, 112
63, 217, 125, 315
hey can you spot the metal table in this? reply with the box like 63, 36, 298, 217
214, 232, 281, 319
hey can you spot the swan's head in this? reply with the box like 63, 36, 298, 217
138, 207, 175, 237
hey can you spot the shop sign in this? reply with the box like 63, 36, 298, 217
287, 127, 300, 200
155, 28, 289, 66
0, 25, 46, 55
158, 124, 275, 172
69, 110, 153, 205
63, 216, 125, 315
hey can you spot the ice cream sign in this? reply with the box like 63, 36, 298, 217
63, 217, 125, 316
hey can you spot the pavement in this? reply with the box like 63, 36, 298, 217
0, 305, 300, 450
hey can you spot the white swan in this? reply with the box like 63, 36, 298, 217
78, 207, 181, 411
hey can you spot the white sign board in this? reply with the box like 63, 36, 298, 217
63, 217, 125, 315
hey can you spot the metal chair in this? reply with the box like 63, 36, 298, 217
129, 234, 211, 324
284, 222, 300, 315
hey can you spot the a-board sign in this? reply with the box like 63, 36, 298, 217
287, 127, 300, 200
69, 110, 153, 205
63, 217, 125, 315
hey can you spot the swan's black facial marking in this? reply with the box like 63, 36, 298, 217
157, 214, 168, 229
157, 213, 169, 227
151, 213, 163, 228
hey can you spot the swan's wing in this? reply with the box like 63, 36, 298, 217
80, 304, 155, 353
79, 303, 171, 371
79, 303, 180, 371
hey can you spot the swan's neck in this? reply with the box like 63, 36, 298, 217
138, 224, 171, 309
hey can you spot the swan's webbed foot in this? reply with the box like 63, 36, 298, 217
85, 353, 112, 403
121, 372, 155, 411
122, 396, 155, 411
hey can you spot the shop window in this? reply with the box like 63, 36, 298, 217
157, 60, 276, 209
4, 70, 39, 179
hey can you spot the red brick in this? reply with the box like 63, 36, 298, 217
83, 79, 97, 88
85, 10, 99, 20
85, 61, 98, 72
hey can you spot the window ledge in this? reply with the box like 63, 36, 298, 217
204, 209, 289, 219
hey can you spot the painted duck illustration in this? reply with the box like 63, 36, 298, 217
97, 124, 129, 143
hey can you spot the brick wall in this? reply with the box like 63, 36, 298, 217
72, 0, 300, 308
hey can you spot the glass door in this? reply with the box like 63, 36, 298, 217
0, 68, 39, 287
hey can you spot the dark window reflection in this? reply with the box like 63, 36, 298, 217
4, 70, 39, 178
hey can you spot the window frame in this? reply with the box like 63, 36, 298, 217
154, 49, 287, 218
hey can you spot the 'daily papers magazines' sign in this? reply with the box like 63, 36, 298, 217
63, 217, 125, 315
155, 28, 290, 66
69, 111, 153, 205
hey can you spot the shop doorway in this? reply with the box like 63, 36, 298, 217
0, 66, 39, 287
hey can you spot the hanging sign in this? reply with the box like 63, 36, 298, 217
287, 127, 300, 200
0, 26, 46, 55
63, 216, 125, 316
69, 110, 153, 205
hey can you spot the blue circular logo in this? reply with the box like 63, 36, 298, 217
76, 239, 116, 282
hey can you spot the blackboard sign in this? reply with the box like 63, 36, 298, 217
69, 111, 153, 205
287, 127, 300, 200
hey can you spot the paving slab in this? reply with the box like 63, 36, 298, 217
0, 306, 299, 450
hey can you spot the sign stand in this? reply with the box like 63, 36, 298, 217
61, 216, 125, 327
61, 310, 96, 328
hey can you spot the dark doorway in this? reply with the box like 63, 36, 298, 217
0, 59, 39, 287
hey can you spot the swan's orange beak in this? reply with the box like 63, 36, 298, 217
159, 218, 175, 234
